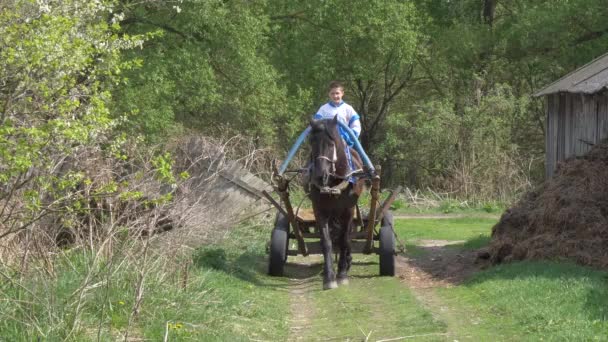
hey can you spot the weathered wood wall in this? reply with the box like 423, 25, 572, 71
546, 91, 608, 178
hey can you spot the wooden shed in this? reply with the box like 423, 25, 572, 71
535, 53, 608, 178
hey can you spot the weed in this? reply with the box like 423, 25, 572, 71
438, 199, 465, 213
390, 198, 407, 210
481, 201, 502, 213
390, 188, 508, 215
193, 247, 228, 271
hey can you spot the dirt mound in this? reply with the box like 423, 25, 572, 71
486, 142, 608, 267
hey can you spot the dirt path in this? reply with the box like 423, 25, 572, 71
287, 278, 316, 341
281, 240, 487, 341
398, 240, 480, 287
284, 256, 323, 341
396, 240, 487, 340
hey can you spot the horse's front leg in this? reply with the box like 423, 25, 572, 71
337, 211, 353, 285
318, 216, 337, 290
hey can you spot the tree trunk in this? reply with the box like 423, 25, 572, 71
483, 0, 496, 27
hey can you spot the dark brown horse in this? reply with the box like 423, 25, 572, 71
308, 117, 365, 290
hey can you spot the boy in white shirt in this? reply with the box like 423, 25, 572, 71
312, 81, 376, 180
313, 81, 361, 147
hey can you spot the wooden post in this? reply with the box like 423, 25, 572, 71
355, 204, 364, 232
364, 166, 381, 254
275, 175, 308, 256
375, 185, 402, 227
262, 190, 288, 218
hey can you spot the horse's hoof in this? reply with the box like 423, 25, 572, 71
323, 281, 338, 290
337, 277, 349, 286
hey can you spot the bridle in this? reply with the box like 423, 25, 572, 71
315, 142, 338, 174
311, 139, 352, 195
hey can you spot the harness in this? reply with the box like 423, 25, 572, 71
312, 140, 362, 196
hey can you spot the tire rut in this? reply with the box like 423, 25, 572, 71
287, 278, 317, 341
396, 240, 485, 341
284, 256, 323, 341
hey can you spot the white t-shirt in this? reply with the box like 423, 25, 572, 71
313, 101, 361, 138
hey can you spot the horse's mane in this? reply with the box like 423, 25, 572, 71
310, 119, 340, 144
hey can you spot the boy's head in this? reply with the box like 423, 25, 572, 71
327, 80, 345, 105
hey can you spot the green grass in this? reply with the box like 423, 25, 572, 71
0, 244, 143, 341
292, 254, 447, 341
140, 223, 290, 341
388, 197, 507, 216
5, 214, 608, 341
438, 261, 608, 341
394, 217, 497, 243
396, 216, 608, 341
0, 223, 290, 341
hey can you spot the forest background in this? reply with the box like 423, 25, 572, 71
3, 0, 608, 339
4, 0, 608, 206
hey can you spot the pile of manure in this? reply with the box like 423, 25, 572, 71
485, 142, 608, 268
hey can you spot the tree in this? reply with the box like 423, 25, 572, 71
115, 0, 304, 145
0, 0, 143, 239
268, 0, 426, 151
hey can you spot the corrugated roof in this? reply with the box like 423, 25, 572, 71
534, 52, 608, 97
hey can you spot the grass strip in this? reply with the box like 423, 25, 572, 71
438, 261, 608, 340
394, 217, 497, 243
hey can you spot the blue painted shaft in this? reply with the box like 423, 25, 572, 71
278, 126, 311, 175
337, 121, 375, 172
278, 122, 375, 175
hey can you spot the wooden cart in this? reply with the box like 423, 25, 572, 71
263, 167, 402, 277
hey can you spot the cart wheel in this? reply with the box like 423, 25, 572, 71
268, 213, 290, 276
379, 211, 395, 276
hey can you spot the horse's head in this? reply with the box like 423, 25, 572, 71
309, 116, 347, 189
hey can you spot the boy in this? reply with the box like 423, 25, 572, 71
313, 81, 361, 147
312, 80, 377, 179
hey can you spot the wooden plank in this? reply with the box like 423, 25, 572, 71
583, 94, 597, 153
577, 94, 595, 155
552, 94, 562, 174
276, 178, 308, 256
558, 93, 566, 160
571, 94, 584, 156
565, 93, 576, 157
587, 94, 593, 147
365, 171, 381, 254
564, 94, 572, 159
597, 92, 608, 142
261, 190, 288, 218
375, 186, 402, 225
295, 208, 316, 223
535, 54, 608, 96
300, 230, 369, 239
218, 171, 265, 200
546, 95, 557, 178
572, 94, 587, 156
570, 93, 576, 157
